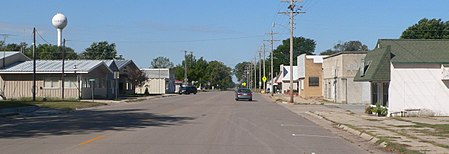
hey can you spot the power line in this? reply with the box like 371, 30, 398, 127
35, 29, 52, 45
68, 35, 266, 44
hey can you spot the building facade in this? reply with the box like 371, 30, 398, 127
297, 54, 327, 98
322, 52, 370, 104
0, 60, 113, 100
355, 39, 449, 116
136, 68, 175, 94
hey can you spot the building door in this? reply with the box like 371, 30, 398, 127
382, 82, 389, 106
371, 82, 378, 105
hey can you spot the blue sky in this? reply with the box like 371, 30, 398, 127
1, 0, 449, 69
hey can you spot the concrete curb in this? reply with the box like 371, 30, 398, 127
306, 111, 388, 148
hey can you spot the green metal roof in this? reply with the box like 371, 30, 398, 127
354, 39, 449, 82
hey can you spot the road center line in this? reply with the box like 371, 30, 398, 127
79, 136, 105, 145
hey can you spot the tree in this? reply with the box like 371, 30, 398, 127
150, 56, 174, 68
401, 18, 449, 39
128, 69, 149, 90
173, 65, 185, 81
0, 41, 26, 51
81, 41, 117, 59
270, 37, 316, 76
234, 61, 252, 82
205, 61, 234, 89
21, 44, 77, 60
191, 57, 208, 87
320, 41, 368, 55
319, 49, 339, 55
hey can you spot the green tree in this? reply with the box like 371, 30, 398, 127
234, 61, 252, 82
205, 61, 234, 89
173, 65, 185, 81
150, 56, 174, 68
270, 37, 316, 76
0, 41, 27, 51
23, 44, 77, 60
191, 57, 208, 87
81, 41, 117, 59
320, 41, 368, 55
401, 18, 449, 39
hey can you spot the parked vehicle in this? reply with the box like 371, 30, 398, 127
179, 86, 197, 95
235, 88, 252, 101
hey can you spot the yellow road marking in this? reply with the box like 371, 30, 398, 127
79, 136, 105, 145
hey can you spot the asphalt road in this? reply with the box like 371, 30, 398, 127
0, 91, 370, 154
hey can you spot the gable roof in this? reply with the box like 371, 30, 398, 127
0, 51, 30, 60
0, 60, 112, 74
378, 39, 449, 63
103, 60, 119, 72
354, 39, 449, 82
114, 60, 137, 70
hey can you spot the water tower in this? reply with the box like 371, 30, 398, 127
51, 13, 67, 46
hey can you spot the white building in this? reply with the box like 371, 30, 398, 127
136, 68, 175, 94
355, 39, 449, 116
276, 64, 299, 94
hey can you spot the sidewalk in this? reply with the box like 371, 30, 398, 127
271, 94, 449, 153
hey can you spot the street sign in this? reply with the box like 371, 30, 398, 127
262, 76, 267, 82
88, 78, 96, 82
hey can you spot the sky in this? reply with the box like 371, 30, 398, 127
2, 0, 449, 70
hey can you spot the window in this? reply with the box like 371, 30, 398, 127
64, 77, 78, 88
309, 77, 319, 87
44, 77, 59, 88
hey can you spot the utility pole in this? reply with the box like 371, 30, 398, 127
258, 49, 262, 92
279, 0, 304, 103
253, 58, 257, 90
262, 43, 267, 93
247, 64, 250, 89
61, 39, 66, 100
32, 28, 36, 101
265, 25, 279, 96
184, 50, 188, 84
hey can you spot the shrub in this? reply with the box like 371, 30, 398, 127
370, 102, 388, 116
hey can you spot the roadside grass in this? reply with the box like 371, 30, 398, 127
33, 102, 107, 110
0, 100, 106, 110
394, 117, 449, 138
0, 101, 33, 109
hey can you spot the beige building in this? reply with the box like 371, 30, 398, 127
323, 51, 370, 104
0, 60, 113, 100
136, 68, 175, 94
297, 54, 327, 98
